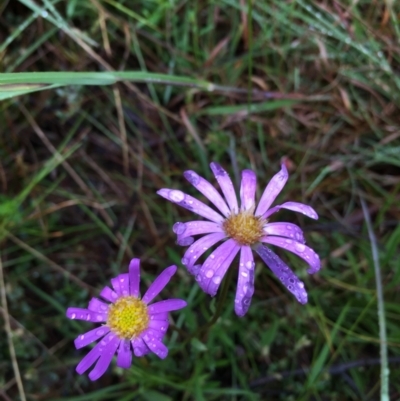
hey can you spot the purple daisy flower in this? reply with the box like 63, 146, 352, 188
66, 258, 186, 381
157, 163, 320, 316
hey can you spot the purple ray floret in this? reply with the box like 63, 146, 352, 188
66, 258, 186, 381
158, 162, 320, 316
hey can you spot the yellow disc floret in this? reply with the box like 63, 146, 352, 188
107, 296, 149, 340
223, 211, 266, 246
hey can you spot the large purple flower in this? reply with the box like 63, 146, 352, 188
157, 163, 320, 316
66, 259, 186, 381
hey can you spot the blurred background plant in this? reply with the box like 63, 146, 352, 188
0, 0, 400, 400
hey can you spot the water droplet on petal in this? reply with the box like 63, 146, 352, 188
173, 222, 186, 235
241, 271, 248, 277
295, 243, 306, 252
168, 190, 185, 203
245, 261, 254, 269
212, 275, 221, 284
71, 313, 76, 319
286, 225, 292, 230
96, 329, 104, 336
181, 257, 189, 265
80, 335, 84, 340
177, 236, 194, 246
298, 282, 304, 288
210, 254, 215, 259
285, 239, 293, 244
86, 314, 91, 320
184, 171, 200, 185
205, 269, 214, 278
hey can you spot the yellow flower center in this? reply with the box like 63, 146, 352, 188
107, 296, 149, 340
223, 211, 266, 246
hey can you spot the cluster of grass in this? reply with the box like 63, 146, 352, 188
1, 0, 400, 400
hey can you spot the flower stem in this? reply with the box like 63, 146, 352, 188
360, 197, 389, 401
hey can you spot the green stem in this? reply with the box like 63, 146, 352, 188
360, 197, 389, 401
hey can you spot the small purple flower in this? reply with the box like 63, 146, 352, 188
66, 259, 186, 381
157, 163, 320, 316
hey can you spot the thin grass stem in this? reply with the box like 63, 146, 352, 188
360, 197, 389, 401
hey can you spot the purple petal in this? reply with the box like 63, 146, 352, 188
149, 312, 169, 321
116, 339, 132, 369
111, 274, 128, 296
184, 170, 231, 217
110, 277, 120, 296
263, 222, 305, 244
76, 332, 115, 375
129, 258, 141, 297
88, 297, 109, 314
240, 170, 257, 212
260, 236, 320, 274
66, 307, 107, 323
234, 246, 255, 317
173, 221, 223, 240
74, 326, 110, 349
76, 342, 102, 376
181, 232, 226, 272
147, 299, 187, 314
255, 164, 288, 217
131, 336, 150, 357
210, 162, 239, 213
157, 189, 224, 223
142, 335, 168, 359
118, 273, 130, 296
100, 286, 119, 303
148, 319, 169, 335
263, 201, 318, 220
142, 265, 177, 304
255, 244, 308, 304
88, 335, 120, 381
197, 239, 240, 295
141, 327, 167, 340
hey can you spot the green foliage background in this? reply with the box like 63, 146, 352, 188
1, 1, 400, 400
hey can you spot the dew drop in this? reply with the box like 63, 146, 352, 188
212, 275, 221, 284
295, 243, 306, 252
41, 10, 48, 18
86, 314, 91, 320
173, 222, 186, 235
243, 297, 251, 306
205, 269, 214, 278
71, 313, 76, 319
210, 254, 215, 259
298, 282, 304, 289
97, 315, 103, 321
120, 278, 125, 283
168, 190, 185, 203
241, 271, 248, 277
285, 239, 293, 244
177, 236, 194, 246
184, 171, 200, 185
80, 335, 84, 340
111, 292, 118, 299
286, 225, 293, 230
245, 261, 254, 269
181, 257, 189, 266
96, 329, 104, 336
